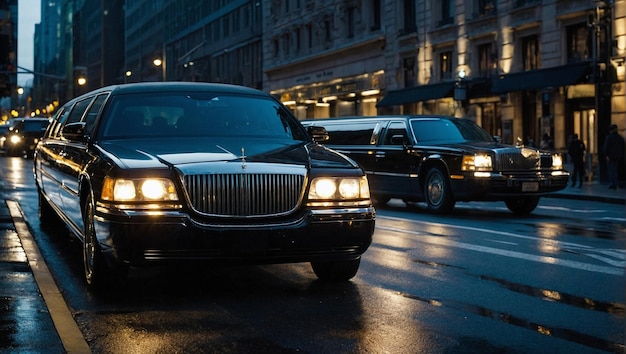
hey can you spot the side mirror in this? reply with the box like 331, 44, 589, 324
307, 125, 329, 143
61, 122, 87, 142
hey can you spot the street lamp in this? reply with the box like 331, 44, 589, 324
153, 57, 165, 81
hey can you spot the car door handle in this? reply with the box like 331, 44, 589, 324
375, 151, 385, 158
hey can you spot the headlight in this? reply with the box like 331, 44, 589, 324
462, 154, 492, 171
9, 135, 21, 144
552, 154, 563, 169
101, 177, 179, 202
308, 176, 370, 201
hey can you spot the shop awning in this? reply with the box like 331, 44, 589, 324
491, 61, 591, 94
377, 82, 455, 107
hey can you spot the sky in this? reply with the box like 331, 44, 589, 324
17, 0, 41, 86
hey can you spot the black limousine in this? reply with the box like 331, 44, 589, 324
34, 82, 375, 288
302, 115, 569, 215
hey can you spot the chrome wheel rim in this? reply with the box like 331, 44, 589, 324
427, 173, 444, 206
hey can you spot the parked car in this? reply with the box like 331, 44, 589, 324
302, 115, 569, 215
33, 82, 375, 288
1, 117, 51, 157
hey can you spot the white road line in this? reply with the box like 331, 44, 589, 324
376, 217, 624, 276
7, 200, 91, 354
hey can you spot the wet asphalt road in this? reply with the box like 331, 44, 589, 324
0, 155, 625, 353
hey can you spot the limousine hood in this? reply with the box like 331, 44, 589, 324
98, 138, 356, 169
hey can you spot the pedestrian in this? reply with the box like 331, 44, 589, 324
540, 133, 554, 150
603, 124, 625, 189
567, 133, 585, 188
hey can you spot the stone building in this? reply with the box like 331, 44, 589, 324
31, 0, 625, 179
263, 0, 625, 178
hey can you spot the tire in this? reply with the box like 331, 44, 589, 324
83, 196, 127, 289
505, 196, 540, 215
424, 167, 455, 214
311, 258, 361, 281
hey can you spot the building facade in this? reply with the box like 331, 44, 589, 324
264, 0, 625, 180
29, 0, 625, 179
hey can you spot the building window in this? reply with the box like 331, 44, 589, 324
522, 35, 539, 71
306, 24, 313, 49
478, 43, 494, 77
440, 51, 453, 81
282, 33, 290, 56
324, 19, 332, 42
347, 6, 355, 38
223, 16, 230, 38
476, 0, 496, 17
566, 23, 591, 63
273, 38, 279, 58
403, 57, 416, 87
295, 27, 301, 53
401, 0, 416, 35
371, 0, 381, 31
438, 0, 454, 27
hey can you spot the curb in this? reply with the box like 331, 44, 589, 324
7, 200, 91, 354
546, 192, 626, 205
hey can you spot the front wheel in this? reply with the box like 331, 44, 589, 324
504, 196, 540, 215
424, 167, 455, 214
311, 258, 361, 281
83, 196, 127, 289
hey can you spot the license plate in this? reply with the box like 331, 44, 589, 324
522, 182, 539, 192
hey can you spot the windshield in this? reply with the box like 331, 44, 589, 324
410, 118, 494, 143
99, 92, 308, 141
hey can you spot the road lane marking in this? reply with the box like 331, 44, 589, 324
376, 216, 624, 276
7, 200, 91, 354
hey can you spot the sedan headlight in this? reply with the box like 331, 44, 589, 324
9, 135, 21, 144
101, 177, 179, 202
308, 176, 370, 206
551, 153, 563, 169
462, 154, 492, 171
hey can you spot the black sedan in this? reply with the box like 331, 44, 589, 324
1, 117, 51, 157
303, 115, 570, 215
34, 82, 375, 288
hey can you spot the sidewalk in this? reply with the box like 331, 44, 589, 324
547, 180, 626, 205
0, 182, 623, 353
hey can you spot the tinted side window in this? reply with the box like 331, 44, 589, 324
66, 97, 94, 126
50, 108, 71, 139
61, 97, 94, 141
83, 93, 109, 135
383, 122, 408, 145
411, 119, 464, 143
325, 122, 379, 145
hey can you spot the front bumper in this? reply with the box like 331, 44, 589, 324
450, 171, 570, 201
93, 206, 376, 268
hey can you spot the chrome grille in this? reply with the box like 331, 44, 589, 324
495, 149, 540, 171
183, 173, 305, 217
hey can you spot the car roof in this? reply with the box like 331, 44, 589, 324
72, 82, 269, 101
303, 115, 455, 123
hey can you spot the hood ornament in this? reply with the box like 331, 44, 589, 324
241, 147, 247, 170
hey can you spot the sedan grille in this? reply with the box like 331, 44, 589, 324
495, 148, 540, 171
183, 173, 305, 217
